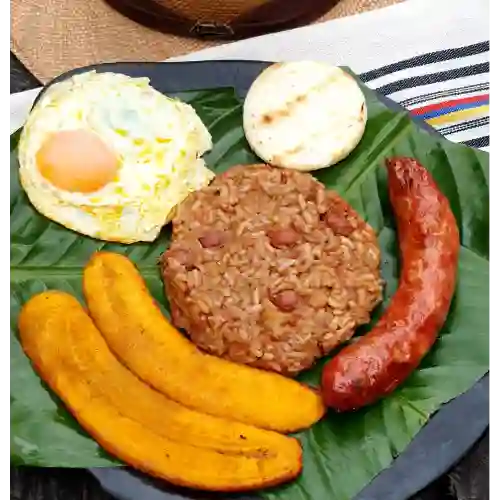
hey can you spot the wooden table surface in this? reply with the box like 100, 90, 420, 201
9, 53, 489, 500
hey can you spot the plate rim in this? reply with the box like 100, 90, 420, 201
28, 59, 490, 500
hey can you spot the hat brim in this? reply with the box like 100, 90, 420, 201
11, 0, 400, 83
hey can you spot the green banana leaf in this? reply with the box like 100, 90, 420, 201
10, 81, 489, 500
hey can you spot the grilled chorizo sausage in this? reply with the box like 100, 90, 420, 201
321, 157, 460, 411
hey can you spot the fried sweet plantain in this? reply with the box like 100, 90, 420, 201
18, 291, 302, 491
83, 252, 325, 433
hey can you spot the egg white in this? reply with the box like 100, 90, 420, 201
18, 71, 214, 243
243, 62, 367, 172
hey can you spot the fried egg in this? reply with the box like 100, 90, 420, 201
18, 71, 214, 243
243, 62, 367, 171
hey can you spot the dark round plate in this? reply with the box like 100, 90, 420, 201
42, 60, 489, 500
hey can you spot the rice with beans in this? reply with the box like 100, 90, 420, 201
161, 164, 383, 375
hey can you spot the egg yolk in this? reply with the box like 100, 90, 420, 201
36, 129, 119, 193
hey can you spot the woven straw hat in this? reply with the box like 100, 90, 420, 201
11, 0, 400, 83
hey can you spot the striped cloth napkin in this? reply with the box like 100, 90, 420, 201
357, 43, 489, 150
10, 0, 489, 152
